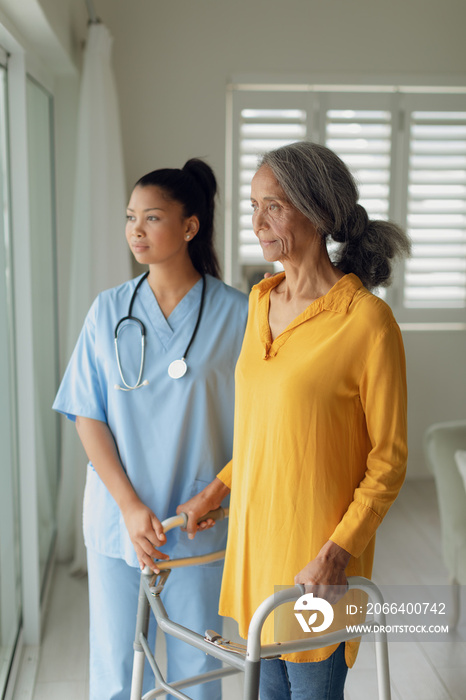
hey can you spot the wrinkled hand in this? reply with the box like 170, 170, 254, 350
294, 541, 350, 604
177, 477, 230, 540
121, 499, 169, 572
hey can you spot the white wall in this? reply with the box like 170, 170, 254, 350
403, 330, 466, 477
94, 0, 466, 194
0, 0, 80, 74
10, 0, 466, 478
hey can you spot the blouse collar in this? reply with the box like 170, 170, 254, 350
254, 272, 364, 359
254, 272, 363, 314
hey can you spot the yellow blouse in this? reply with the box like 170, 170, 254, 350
217, 273, 407, 667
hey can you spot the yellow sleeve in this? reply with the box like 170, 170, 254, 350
217, 459, 233, 488
330, 322, 408, 558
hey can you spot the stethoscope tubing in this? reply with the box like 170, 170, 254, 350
114, 271, 149, 340
114, 272, 206, 391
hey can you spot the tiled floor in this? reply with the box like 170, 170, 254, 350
27, 479, 466, 699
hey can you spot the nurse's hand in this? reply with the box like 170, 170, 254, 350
121, 499, 169, 572
294, 540, 350, 605
177, 477, 230, 540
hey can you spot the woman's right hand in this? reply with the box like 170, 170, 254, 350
176, 477, 230, 540
74, 417, 169, 572
121, 498, 169, 572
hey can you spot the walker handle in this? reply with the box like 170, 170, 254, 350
141, 507, 229, 575
196, 506, 228, 524
160, 506, 229, 534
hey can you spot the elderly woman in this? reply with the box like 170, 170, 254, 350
178, 141, 409, 700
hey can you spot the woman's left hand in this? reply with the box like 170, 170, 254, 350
294, 540, 351, 604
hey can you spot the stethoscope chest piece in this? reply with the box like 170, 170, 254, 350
168, 358, 188, 379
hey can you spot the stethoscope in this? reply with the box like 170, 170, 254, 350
114, 272, 206, 391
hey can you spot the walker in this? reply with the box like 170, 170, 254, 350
130, 508, 392, 700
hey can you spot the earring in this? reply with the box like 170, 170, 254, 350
185, 235, 191, 240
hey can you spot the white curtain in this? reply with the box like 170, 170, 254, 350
56, 22, 132, 575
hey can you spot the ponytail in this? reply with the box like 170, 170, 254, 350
332, 205, 410, 289
181, 159, 221, 278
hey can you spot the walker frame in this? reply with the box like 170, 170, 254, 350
130, 509, 391, 700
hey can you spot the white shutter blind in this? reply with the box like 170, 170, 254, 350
238, 108, 307, 265
324, 108, 392, 296
404, 111, 466, 308
325, 109, 392, 220
230, 87, 466, 318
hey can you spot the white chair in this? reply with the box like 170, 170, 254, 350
424, 420, 466, 628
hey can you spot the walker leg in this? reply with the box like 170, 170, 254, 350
449, 578, 461, 630
130, 573, 152, 700
375, 637, 391, 700
130, 650, 146, 700
243, 659, 261, 700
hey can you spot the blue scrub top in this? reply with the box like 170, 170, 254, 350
53, 274, 248, 567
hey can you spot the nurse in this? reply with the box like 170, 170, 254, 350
53, 158, 248, 700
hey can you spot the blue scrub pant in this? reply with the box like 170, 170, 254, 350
259, 643, 348, 700
87, 549, 223, 700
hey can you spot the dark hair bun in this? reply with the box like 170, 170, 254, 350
182, 158, 217, 202
335, 218, 409, 288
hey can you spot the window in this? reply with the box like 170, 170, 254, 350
26, 75, 60, 586
0, 46, 22, 696
0, 24, 60, 693
226, 86, 466, 323
238, 106, 307, 266
404, 108, 466, 309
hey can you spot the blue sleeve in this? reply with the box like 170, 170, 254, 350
52, 297, 107, 423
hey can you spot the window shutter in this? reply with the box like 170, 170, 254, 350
324, 108, 393, 295
404, 111, 466, 308
325, 109, 392, 220
238, 108, 307, 265
229, 87, 466, 318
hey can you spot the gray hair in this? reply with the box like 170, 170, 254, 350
259, 141, 411, 290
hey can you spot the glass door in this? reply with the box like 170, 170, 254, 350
0, 52, 22, 695
26, 75, 60, 587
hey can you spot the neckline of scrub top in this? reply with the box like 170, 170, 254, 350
255, 272, 363, 359
135, 274, 205, 351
